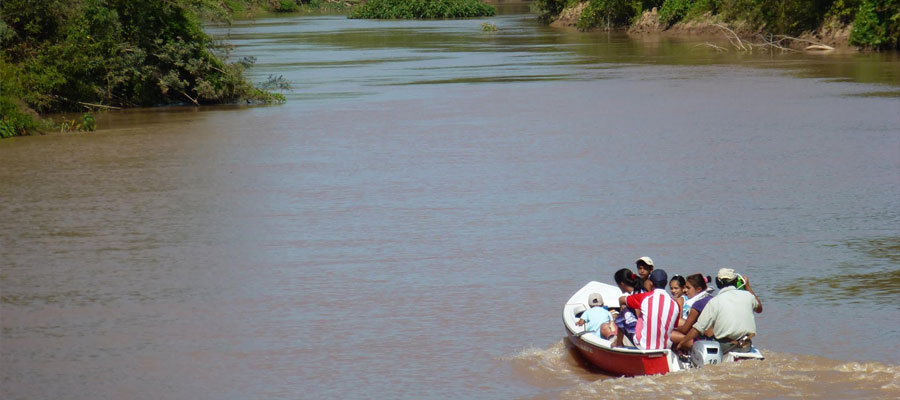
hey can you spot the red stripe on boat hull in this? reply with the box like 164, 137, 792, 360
567, 332, 671, 376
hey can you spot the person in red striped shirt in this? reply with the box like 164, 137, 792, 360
625, 269, 680, 350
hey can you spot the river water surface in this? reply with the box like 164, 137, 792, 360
2, 6, 899, 400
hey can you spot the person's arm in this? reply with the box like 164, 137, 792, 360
678, 328, 700, 351
625, 293, 645, 318
575, 318, 585, 326
744, 276, 763, 313
684, 304, 714, 347
676, 307, 700, 334
674, 297, 685, 327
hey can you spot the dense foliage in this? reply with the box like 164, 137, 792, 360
577, 0, 649, 30
0, 0, 283, 137
349, 0, 496, 19
533, 0, 580, 22
536, 0, 900, 49
223, 0, 352, 14
849, 0, 900, 49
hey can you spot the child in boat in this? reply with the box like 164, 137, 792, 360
671, 274, 713, 349
636, 256, 654, 281
669, 275, 689, 322
613, 268, 640, 347
576, 293, 616, 340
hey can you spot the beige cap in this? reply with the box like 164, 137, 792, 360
717, 268, 737, 281
588, 293, 604, 307
636, 256, 654, 267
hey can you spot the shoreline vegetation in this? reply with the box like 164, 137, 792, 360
0, 0, 495, 138
0, 0, 313, 138
2, 1, 897, 138
349, 0, 496, 19
535, 0, 899, 51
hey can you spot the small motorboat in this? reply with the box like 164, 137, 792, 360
563, 281, 764, 376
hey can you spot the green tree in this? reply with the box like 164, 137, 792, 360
850, 0, 900, 49
1, 0, 281, 137
349, 0, 496, 19
578, 0, 640, 29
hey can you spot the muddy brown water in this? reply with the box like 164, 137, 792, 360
2, 6, 899, 400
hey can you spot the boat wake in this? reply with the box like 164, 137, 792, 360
505, 339, 603, 388
509, 338, 900, 400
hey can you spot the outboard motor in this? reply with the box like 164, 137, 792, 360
691, 340, 723, 367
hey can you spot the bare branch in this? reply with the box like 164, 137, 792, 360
695, 43, 728, 52
715, 24, 748, 51
78, 101, 122, 110
181, 91, 199, 106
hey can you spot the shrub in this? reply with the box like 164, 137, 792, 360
577, 0, 640, 29
349, 0, 496, 19
276, 0, 300, 12
532, 0, 580, 22
713, 0, 833, 34
0, 98, 40, 138
0, 0, 282, 137
481, 21, 498, 31
826, 0, 863, 23
79, 113, 96, 131
659, 0, 692, 25
850, 0, 900, 49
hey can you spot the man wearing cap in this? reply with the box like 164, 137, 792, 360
624, 269, 680, 350
678, 268, 762, 354
576, 293, 616, 340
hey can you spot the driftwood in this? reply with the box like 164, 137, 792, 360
804, 44, 836, 51
715, 24, 750, 51
180, 91, 200, 106
49, 94, 123, 110
77, 101, 121, 110
696, 43, 728, 52
700, 25, 835, 53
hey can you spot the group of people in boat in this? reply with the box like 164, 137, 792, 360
577, 256, 762, 354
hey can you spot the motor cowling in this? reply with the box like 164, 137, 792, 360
691, 340, 723, 367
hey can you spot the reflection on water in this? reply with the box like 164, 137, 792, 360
207, 13, 900, 107
848, 90, 900, 98
783, 237, 900, 305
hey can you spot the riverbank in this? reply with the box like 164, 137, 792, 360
0, 0, 300, 138
539, 0, 898, 52
551, 7, 856, 51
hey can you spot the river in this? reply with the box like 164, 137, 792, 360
2, 5, 899, 400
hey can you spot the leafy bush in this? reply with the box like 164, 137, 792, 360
0, 97, 40, 138
532, 0, 580, 22
80, 113, 96, 131
825, 0, 863, 23
659, 0, 692, 25
276, 0, 300, 12
577, 0, 640, 29
850, 0, 900, 49
0, 0, 282, 137
711, 0, 833, 34
481, 22, 499, 31
349, 0, 496, 19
